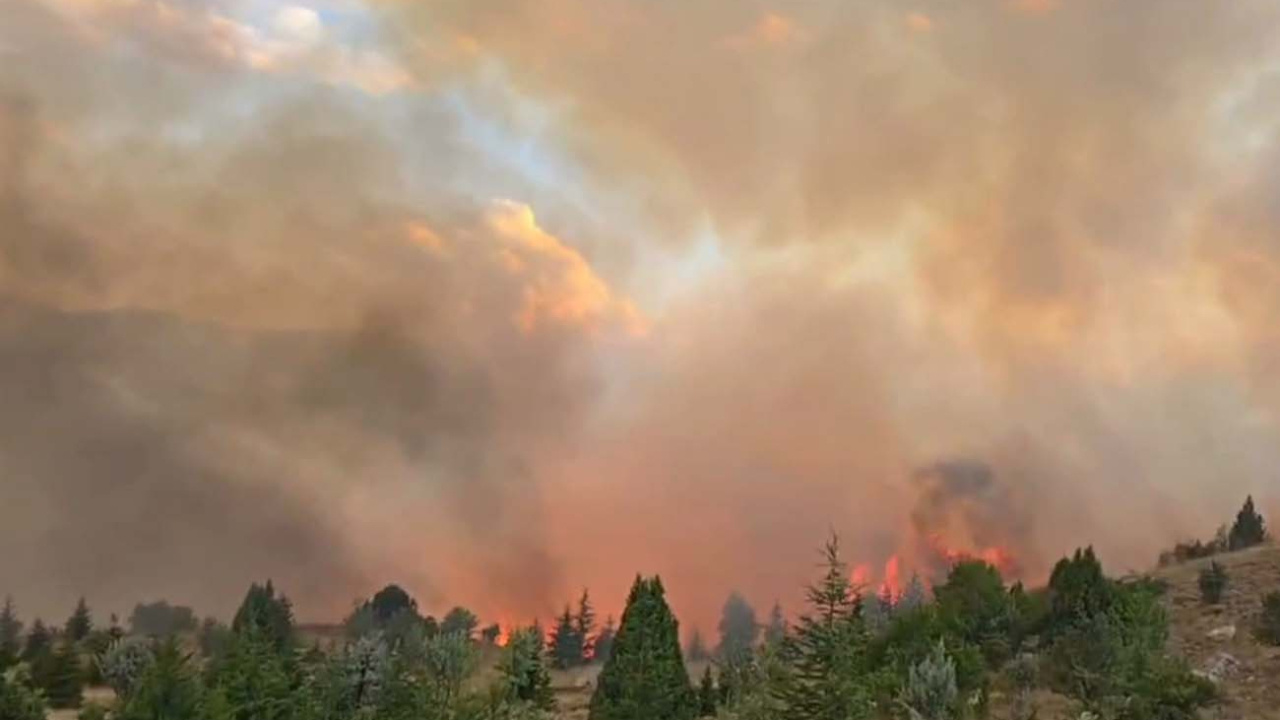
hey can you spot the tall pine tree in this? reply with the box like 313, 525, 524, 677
549, 605, 583, 669
231, 581, 294, 657
43, 639, 83, 709
589, 576, 696, 720
66, 597, 93, 643
594, 617, 617, 665
773, 534, 873, 720
0, 597, 23, 670
577, 589, 597, 661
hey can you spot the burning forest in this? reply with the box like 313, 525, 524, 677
4, 0, 1280, 717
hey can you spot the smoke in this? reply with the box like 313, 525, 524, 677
4, 0, 1280, 635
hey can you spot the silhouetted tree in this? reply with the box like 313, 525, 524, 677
66, 597, 93, 643
481, 623, 502, 646
549, 605, 583, 669
577, 588, 597, 660
231, 581, 294, 656
589, 576, 696, 720
129, 602, 197, 638
764, 602, 787, 646
1228, 495, 1267, 550
594, 616, 617, 664
369, 584, 418, 625
697, 667, 718, 717
440, 607, 478, 641
717, 592, 759, 662
0, 597, 22, 670
686, 628, 709, 662
22, 619, 51, 663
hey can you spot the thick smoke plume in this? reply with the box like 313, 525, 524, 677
3, 0, 1280, 635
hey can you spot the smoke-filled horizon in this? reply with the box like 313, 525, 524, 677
2, 0, 1280, 635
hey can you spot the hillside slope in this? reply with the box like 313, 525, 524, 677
1155, 542, 1280, 719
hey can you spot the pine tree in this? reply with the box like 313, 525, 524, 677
231, 581, 295, 656
577, 588, 597, 660
773, 534, 873, 720
440, 607, 479, 640
549, 605, 584, 669
1228, 495, 1268, 551
686, 628, 709, 662
1199, 562, 1229, 604
22, 619, 51, 663
498, 626, 555, 709
765, 602, 787, 646
66, 597, 93, 643
43, 639, 83, 709
589, 576, 696, 720
594, 617, 617, 664
697, 666, 718, 717
212, 628, 294, 720
0, 664, 47, 720
117, 638, 204, 720
717, 592, 759, 662
0, 597, 23, 670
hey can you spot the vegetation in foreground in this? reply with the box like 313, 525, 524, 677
0, 496, 1272, 720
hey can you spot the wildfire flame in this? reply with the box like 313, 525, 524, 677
850, 535, 1020, 601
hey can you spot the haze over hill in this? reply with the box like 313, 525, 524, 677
3, 0, 1280, 634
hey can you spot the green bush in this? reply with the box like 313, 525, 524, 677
900, 641, 958, 720
1257, 592, 1280, 645
1198, 562, 1228, 604
0, 666, 47, 720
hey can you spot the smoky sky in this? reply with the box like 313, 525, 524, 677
3, 0, 1280, 634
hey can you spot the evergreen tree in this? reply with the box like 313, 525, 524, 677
481, 623, 502, 646
212, 629, 295, 720
594, 617, 617, 664
369, 584, 418, 626
498, 626, 555, 709
1046, 547, 1114, 635
118, 638, 204, 720
0, 664, 47, 720
550, 605, 583, 668
43, 639, 84, 709
22, 619, 51, 663
773, 534, 873, 720
440, 607, 479, 640
764, 603, 787, 646
686, 628, 709, 662
898, 575, 928, 613
66, 597, 93, 643
697, 667, 718, 717
1228, 495, 1267, 551
231, 581, 294, 656
129, 602, 197, 638
934, 560, 1013, 665
577, 589, 597, 660
717, 592, 759, 662
0, 596, 23, 670
589, 576, 696, 720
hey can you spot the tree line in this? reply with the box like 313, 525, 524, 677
0, 494, 1272, 720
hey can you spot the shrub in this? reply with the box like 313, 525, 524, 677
98, 637, 155, 700
1198, 562, 1228, 604
497, 627, 553, 709
0, 666, 47, 720
1257, 592, 1280, 645
900, 641, 958, 720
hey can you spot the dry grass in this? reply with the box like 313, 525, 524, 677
1153, 542, 1280, 719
